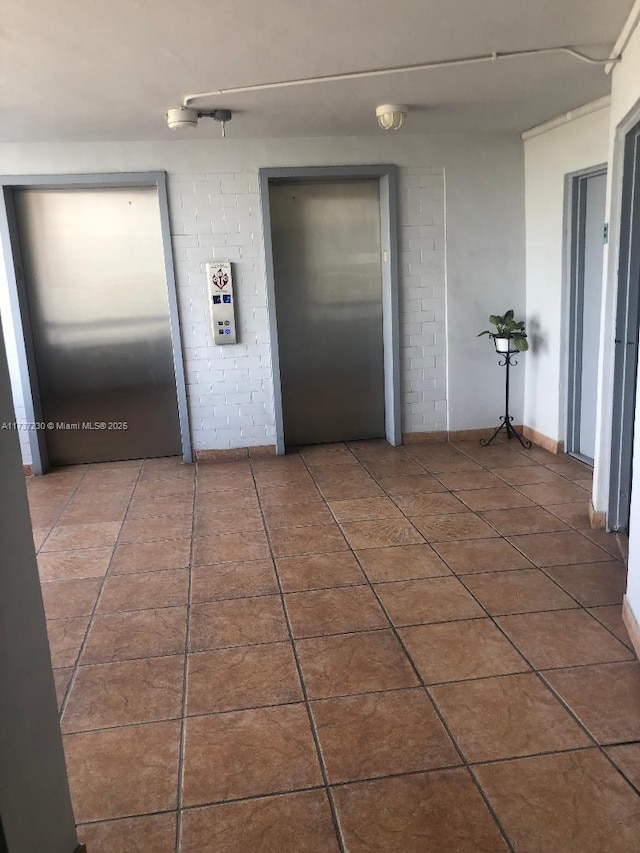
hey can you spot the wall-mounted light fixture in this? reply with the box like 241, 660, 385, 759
375, 104, 408, 131
166, 107, 232, 136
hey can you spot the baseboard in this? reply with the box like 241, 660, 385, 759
402, 431, 448, 444
449, 426, 524, 442
589, 501, 607, 530
195, 445, 276, 462
521, 425, 564, 454
23, 464, 33, 476
622, 596, 640, 660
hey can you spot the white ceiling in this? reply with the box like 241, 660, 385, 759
0, 0, 633, 141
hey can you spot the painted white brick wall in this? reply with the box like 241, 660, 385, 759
167, 166, 446, 451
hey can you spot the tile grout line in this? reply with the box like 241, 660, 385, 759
174, 460, 198, 853
251, 449, 348, 853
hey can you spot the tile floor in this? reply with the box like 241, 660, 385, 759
29, 438, 640, 852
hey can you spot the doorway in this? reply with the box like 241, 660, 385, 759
567, 167, 607, 464
0, 174, 191, 471
609, 120, 640, 532
260, 166, 401, 453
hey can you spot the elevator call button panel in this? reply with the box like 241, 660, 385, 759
207, 262, 237, 345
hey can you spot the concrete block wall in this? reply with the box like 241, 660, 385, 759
167, 165, 447, 452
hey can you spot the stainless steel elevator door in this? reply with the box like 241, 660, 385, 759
14, 187, 182, 465
270, 180, 385, 446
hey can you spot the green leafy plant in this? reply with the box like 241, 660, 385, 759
478, 309, 529, 352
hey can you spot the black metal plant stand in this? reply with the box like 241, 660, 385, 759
480, 345, 532, 449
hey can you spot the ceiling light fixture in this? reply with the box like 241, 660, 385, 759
166, 107, 232, 136
376, 104, 407, 131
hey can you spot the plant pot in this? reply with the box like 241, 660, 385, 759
493, 335, 517, 354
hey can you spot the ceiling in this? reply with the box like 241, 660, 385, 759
0, 0, 634, 142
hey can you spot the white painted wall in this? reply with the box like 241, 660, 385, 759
0, 133, 525, 462
522, 107, 610, 443
599, 14, 640, 630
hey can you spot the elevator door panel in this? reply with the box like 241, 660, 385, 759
14, 187, 182, 465
270, 181, 385, 446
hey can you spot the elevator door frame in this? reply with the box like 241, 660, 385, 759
0, 172, 192, 473
260, 166, 401, 454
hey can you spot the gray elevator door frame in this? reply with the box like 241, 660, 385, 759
270, 180, 385, 446
566, 167, 607, 465
260, 165, 401, 454
0, 172, 191, 473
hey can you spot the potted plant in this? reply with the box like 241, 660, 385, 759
478, 309, 529, 353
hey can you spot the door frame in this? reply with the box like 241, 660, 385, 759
0, 172, 192, 473
564, 164, 607, 464
608, 119, 640, 531
259, 165, 401, 454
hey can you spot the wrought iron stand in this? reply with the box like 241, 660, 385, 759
480, 348, 532, 449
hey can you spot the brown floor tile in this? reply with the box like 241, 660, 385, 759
481, 506, 570, 536
546, 460, 593, 480
32, 525, 52, 550
376, 577, 484, 626
182, 704, 322, 805
491, 465, 563, 486
312, 688, 459, 783
195, 489, 258, 513
187, 643, 302, 714
134, 479, 195, 502
328, 496, 403, 523
62, 655, 184, 731
463, 569, 578, 615
588, 605, 632, 647
474, 749, 640, 852
197, 472, 255, 493
191, 560, 278, 602
285, 586, 387, 638
111, 539, 191, 573
253, 468, 314, 487
180, 790, 340, 853
47, 616, 89, 667
415, 455, 484, 474
435, 470, 505, 491
508, 531, 610, 567
310, 464, 371, 484
41, 578, 101, 619
258, 483, 323, 508
28, 505, 67, 527
433, 537, 533, 574
412, 513, 499, 542
392, 492, 469, 516
53, 667, 73, 709
582, 529, 626, 559
333, 769, 508, 852
42, 521, 121, 551
296, 630, 419, 698
119, 514, 193, 544
263, 503, 335, 529
340, 518, 424, 549
78, 813, 177, 853
59, 499, 128, 525
355, 544, 450, 582
546, 501, 591, 528
37, 547, 113, 581
84, 467, 140, 486
432, 672, 590, 762
317, 479, 385, 500
64, 720, 180, 822
276, 552, 366, 591
189, 596, 289, 651
376, 474, 447, 495
193, 531, 270, 565
194, 508, 264, 537
544, 662, 640, 744
456, 487, 535, 512
98, 569, 189, 613
545, 561, 627, 606
516, 480, 591, 505
400, 619, 529, 683
496, 610, 635, 669
268, 524, 348, 557
128, 492, 194, 518
82, 607, 187, 663
365, 459, 426, 478
606, 743, 640, 790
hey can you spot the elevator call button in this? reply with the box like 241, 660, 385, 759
207, 261, 237, 345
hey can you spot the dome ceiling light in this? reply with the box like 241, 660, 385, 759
376, 104, 408, 131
